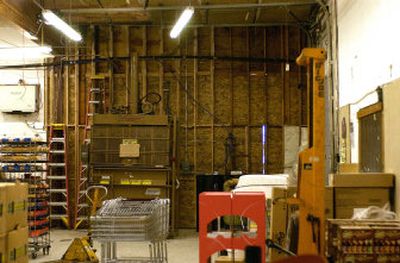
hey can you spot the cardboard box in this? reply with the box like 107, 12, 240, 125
0, 232, 5, 263
7, 182, 28, 233
7, 226, 28, 263
0, 185, 7, 234
338, 163, 359, 173
119, 143, 140, 158
335, 188, 391, 219
269, 187, 288, 261
268, 187, 332, 261
0, 182, 28, 234
325, 187, 334, 219
329, 173, 393, 187
287, 186, 334, 218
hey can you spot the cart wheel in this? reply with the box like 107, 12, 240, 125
31, 252, 37, 259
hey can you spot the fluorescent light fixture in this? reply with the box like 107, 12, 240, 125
0, 46, 53, 59
23, 31, 38, 41
170, 7, 194, 39
42, 10, 82, 42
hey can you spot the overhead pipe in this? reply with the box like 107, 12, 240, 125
60, 1, 318, 14
0, 55, 297, 70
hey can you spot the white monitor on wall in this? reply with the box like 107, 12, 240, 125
0, 85, 38, 113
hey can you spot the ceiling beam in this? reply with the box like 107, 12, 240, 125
0, 0, 38, 34
60, 1, 318, 14
0, 0, 61, 47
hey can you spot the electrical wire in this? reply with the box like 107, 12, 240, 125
33, 0, 44, 10
164, 62, 231, 134
348, 88, 379, 106
24, 69, 44, 131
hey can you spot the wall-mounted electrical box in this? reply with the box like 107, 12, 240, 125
0, 85, 38, 113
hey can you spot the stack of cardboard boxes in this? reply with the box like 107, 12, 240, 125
0, 182, 29, 263
329, 172, 393, 218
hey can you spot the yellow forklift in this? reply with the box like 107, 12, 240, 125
47, 186, 107, 263
266, 47, 327, 262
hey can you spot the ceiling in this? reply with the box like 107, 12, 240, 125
0, 17, 47, 65
41, 0, 320, 26
0, 17, 36, 48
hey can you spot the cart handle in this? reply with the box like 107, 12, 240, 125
85, 185, 108, 205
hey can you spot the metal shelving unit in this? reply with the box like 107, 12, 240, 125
0, 137, 51, 259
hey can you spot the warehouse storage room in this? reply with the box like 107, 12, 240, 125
0, 0, 400, 262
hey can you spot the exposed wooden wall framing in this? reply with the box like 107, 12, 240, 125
47, 25, 307, 228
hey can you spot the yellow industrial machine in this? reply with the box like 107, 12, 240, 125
52, 186, 108, 263
266, 48, 327, 261
60, 237, 98, 263
294, 48, 327, 255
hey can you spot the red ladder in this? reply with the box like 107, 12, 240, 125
74, 75, 106, 229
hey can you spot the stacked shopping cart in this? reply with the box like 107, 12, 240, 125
91, 198, 170, 263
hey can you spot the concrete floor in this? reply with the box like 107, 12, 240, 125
31, 229, 199, 263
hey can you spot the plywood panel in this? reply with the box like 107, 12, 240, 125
129, 27, 144, 55
250, 126, 262, 173
214, 127, 228, 173
177, 178, 196, 228
214, 73, 231, 125
268, 127, 283, 174
267, 73, 283, 126
383, 78, 400, 216
113, 26, 129, 57
358, 106, 382, 172
233, 127, 247, 172
97, 25, 110, 73
339, 105, 351, 163
232, 74, 249, 126
250, 75, 267, 125
197, 75, 212, 125
48, 25, 308, 229
113, 76, 127, 107
287, 71, 302, 125
266, 27, 282, 73
215, 27, 230, 57
165, 76, 178, 116
249, 27, 265, 72
182, 76, 194, 125
195, 128, 212, 173
198, 27, 211, 72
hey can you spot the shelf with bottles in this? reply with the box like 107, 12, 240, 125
1, 164, 47, 173
0, 136, 51, 259
0, 156, 47, 163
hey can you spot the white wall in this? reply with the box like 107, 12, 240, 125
0, 69, 46, 140
338, 0, 400, 214
383, 79, 400, 215
338, 0, 400, 105
337, 0, 400, 162
0, 19, 47, 141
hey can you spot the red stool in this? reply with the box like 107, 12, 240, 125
199, 192, 266, 263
